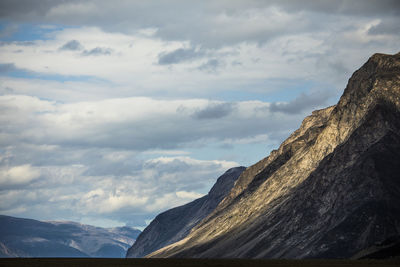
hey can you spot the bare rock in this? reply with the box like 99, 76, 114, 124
148, 52, 400, 259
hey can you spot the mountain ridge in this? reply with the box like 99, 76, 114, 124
147, 52, 400, 259
0, 214, 141, 258
126, 166, 245, 258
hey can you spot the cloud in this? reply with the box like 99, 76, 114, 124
368, 19, 400, 35
59, 39, 84, 51
0, 164, 41, 187
0, 153, 237, 227
197, 59, 222, 73
0, 93, 310, 226
2, 1, 399, 20
192, 102, 236, 120
0, 63, 17, 73
158, 48, 204, 65
222, 134, 271, 145
275, 0, 400, 15
0, 23, 398, 100
1, 1, 399, 48
269, 90, 334, 114
81, 47, 112, 56
175, 191, 204, 199
0, 95, 304, 151
10, 2, 287, 52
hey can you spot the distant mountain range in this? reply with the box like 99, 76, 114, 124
0, 215, 141, 257
126, 166, 245, 258
137, 52, 400, 259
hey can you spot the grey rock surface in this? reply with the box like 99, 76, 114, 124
0, 215, 141, 257
148, 52, 400, 259
126, 166, 245, 258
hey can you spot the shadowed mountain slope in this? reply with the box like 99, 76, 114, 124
148, 52, 400, 259
126, 167, 245, 258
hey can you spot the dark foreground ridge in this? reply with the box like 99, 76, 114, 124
0, 258, 399, 267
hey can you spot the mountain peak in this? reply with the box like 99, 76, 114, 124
208, 166, 246, 198
148, 52, 400, 259
369, 52, 400, 68
339, 52, 400, 108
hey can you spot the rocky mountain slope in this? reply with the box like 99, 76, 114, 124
0, 215, 141, 257
148, 52, 400, 259
126, 167, 245, 258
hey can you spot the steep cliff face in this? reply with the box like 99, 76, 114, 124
148, 52, 400, 259
126, 167, 245, 258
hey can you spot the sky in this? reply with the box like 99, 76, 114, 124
0, 0, 399, 229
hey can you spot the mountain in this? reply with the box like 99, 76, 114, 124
126, 166, 246, 258
147, 52, 400, 259
0, 215, 141, 258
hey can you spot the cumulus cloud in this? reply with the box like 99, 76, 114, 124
192, 102, 236, 120
59, 39, 84, 51
81, 47, 112, 56
222, 134, 271, 145
269, 90, 334, 114
0, 22, 398, 100
197, 59, 222, 73
0, 164, 40, 187
0, 153, 237, 227
1, 1, 399, 48
158, 48, 205, 65
0, 93, 306, 226
277, 0, 400, 16
0, 95, 304, 152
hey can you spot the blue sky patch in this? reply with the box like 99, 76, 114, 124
0, 22, 71, 42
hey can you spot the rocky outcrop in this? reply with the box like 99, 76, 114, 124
148, 52, 400, 259
0, 215, 141, 257
126, 167, 245, 258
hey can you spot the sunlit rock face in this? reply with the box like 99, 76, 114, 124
148, 52, 400, 259
126, 167, 245, 258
